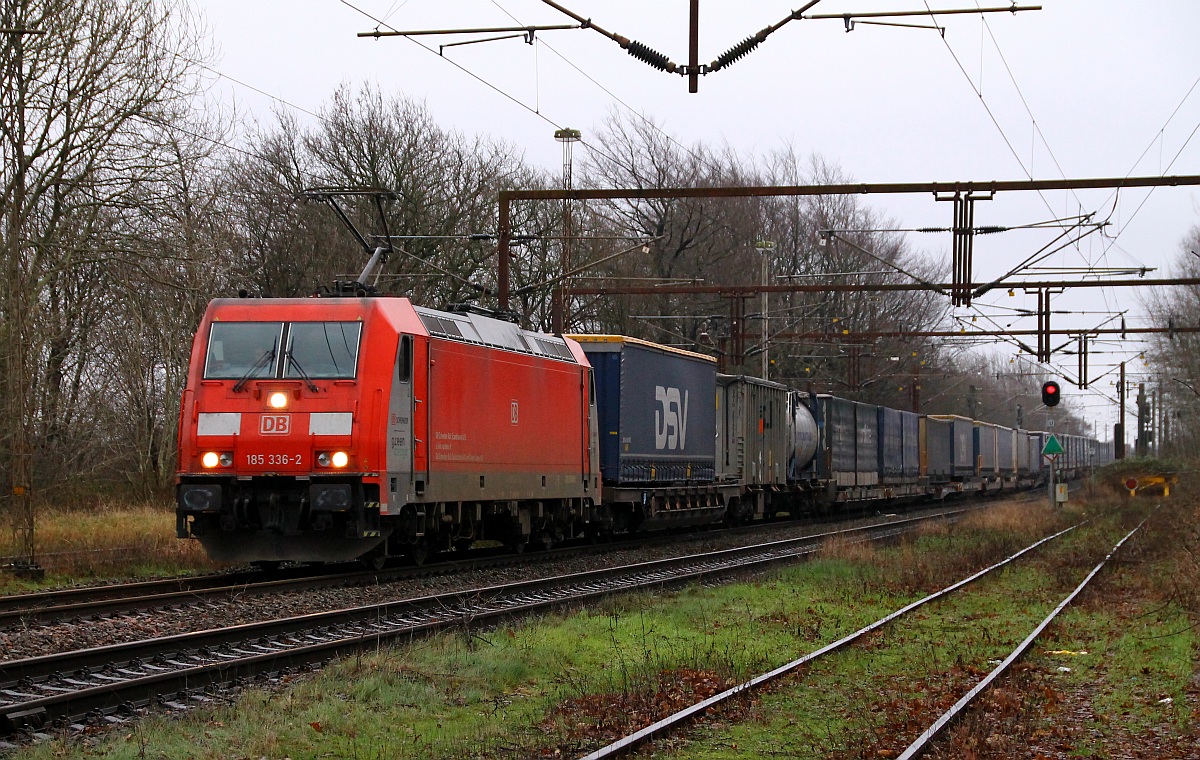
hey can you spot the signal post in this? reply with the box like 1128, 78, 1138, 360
1042, 434, 1065, 509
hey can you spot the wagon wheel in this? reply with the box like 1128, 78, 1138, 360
534, 526, 562, 552
405, 540, 429, 566
360, 548, 388, 572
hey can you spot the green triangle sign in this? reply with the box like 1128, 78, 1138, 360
1042, 434, 1065, 456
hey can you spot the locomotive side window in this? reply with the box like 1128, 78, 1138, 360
398, 335, 412, 382
205, 322, 283, 379
285, 322, 362, 379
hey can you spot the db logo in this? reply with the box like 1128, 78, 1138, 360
260, 414, 290, 435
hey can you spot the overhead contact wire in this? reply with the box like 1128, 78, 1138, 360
338, 0, 633, 172
488, 0, 714, 171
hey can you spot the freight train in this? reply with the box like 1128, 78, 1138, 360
175, 296, 1109, 566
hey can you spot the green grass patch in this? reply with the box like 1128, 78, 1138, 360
7, 499, 1094, 759
10, 494, 1196, 759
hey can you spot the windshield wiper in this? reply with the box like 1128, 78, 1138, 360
232, 349, 275, 393
285, 351, 320, 392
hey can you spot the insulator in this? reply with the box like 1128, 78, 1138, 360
626, 40, 674, 72
975, 225, 1007, 234
915, 227, 945, 233
709, 33, 763, 72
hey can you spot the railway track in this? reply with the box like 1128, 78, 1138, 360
0, 509, 965, 741
578, 507, 1153, 760
0, 500, 996, 629
0, 538, 695, 628
895, 512, 1153, 759
0, 569, 274, 629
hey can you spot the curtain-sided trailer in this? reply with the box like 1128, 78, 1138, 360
571, 335, 738, 529
878, 407, 922, 497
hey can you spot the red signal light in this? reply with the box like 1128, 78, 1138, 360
1041, 380, 1061, 407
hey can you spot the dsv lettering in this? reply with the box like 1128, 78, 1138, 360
654, 386, 689, 450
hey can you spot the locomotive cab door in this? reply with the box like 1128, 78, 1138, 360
585, 368, 599, 493
386, 334, 418, 509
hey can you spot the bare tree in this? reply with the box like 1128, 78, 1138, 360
1145, 225, 1200, 456
571, 119, 950, 411
219, 85, 540, 310
0, 0, 208, 555
576, 112, 756, 342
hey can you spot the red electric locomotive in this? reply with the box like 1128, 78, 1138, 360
175, 296, 600, 565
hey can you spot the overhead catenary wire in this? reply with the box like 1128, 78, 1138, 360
822, 231, 949, 297
340, 1, 562, 131
918, 0, 1120, 321
189, 5, 1180, 427
483, 0, 732, 177
535, 1, 1038, 79
339, 0, 648, 177
972, 5, 1200, 321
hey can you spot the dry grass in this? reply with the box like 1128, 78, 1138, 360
958, 498, 1058, 535
1135, 490, 1200, 615
820, 534, 881, 564
1, 497, 215, 585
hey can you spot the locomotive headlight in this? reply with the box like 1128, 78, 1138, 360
201, 451, 233, 469
317, 451, 349, 468
268, 391, 289, 409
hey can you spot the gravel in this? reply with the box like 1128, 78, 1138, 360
0, 504, 969, 663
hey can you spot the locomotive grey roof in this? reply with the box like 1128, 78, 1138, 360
413, 306, 577, 363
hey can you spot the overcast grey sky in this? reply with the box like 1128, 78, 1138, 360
199, 0, 1200, 432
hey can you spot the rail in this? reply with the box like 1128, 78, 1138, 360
578, 519, 1082, 759
0, 510, 963, 738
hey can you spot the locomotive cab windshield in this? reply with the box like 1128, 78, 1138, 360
205, 321, 363, 381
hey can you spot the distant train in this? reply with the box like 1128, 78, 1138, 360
175, 296, 1109, 565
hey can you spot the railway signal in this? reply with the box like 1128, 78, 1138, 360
1041, 380, 1061, 407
